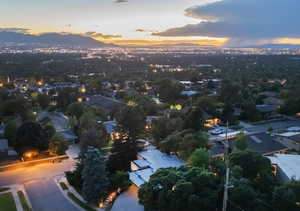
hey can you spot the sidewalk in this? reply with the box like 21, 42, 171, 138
1, 184, 32, 211
55, 176, 105, 211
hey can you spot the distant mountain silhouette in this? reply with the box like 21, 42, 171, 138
241, 43, 300, 49
0, 32, 112, 48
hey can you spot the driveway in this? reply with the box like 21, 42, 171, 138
112, 185, 144, 211
25, 178, 79, 211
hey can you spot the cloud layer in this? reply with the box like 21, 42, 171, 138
85, 32, 122, 39
0, 27, 30, 33
153, 0, 300, 44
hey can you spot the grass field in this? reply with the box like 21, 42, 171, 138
0, 192, 17, 211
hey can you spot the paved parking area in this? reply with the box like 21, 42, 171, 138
112, 185, 144, 211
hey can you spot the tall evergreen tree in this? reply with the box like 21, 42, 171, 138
81, 147, 109, 204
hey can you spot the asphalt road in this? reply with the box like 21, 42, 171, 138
25, 178, 79, 211
0, 146, 79, 211
245, 120, 300, 134
112, 185, 144, 211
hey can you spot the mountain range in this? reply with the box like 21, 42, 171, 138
0, 31, 112, 48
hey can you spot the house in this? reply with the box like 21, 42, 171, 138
256, 104, 276, 114
245, 133, 288, 155
129, 149, 185, 187
59, 130, 78, 143
263, 97, 284, 107
203, 112, 220, 128
180, 90, 198, 96
274, 132, 300, 151
84, 95, 126, 114
0, 125, 5, 137
0, 139, 8, 158
267, 154, 300, 183
0, 139, 17, 158
103, 121, 119, 140
210, 133, 287, 157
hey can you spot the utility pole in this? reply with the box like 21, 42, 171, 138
222, 121, 230, 211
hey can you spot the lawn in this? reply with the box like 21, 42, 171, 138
0, 187, 10, 192
0, 192, 17, 211
67, 192, 96, 211
17, 191, 31, 211
59, 182, 69, 190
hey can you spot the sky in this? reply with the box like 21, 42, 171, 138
0, 0, 299, 46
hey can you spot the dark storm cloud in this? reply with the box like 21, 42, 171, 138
152, 0, 300, 39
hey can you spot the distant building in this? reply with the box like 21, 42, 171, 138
256, 104, 277, 114
0, 125, 5, 137
84, 95, 126, 114
129, 149, 185, 187
59, 130, 78, 143
211, 133, 287, 157
263, 97, 284, 107
0, 139, 8, 158
180, 90, 198, 96
0, 139, 17, 158
267, 154, 300, 182
275, 132, 300, 151
103, 121, 119, 140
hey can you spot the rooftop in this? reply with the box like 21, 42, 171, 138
84, 95, 126, 113
267, 154, 300, 180
210, 133, 287, 156
103, 121, 117, 134
246, 133, 287, 155
129, 149, 185, 187
0, 139, 8, 151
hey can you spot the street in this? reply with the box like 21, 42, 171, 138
0, 146, 79, 211
25, 178, 79, 211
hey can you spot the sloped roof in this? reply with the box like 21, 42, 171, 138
130, 149, 185, 187
0, 139, 8, 151
267, 154, 300, 180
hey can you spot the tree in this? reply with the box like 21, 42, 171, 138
273, 180, 300, 211
37, 94, 51, 110
234, 133, 248, 151
189, 148, 210, 168
48, 134, 68, 155
230, 151, 277, 195
4, 120, 18, 146
44, 124, 56, 140
65, 157, 84, 192
111, 171, 131, 191
81, 147, 109, 204
67, 103, 85, 120
222, 103, 237, 125
116, 106, 146, 140
79, 127, 108, 153
229, 178, 261, 211
156, 79, 183, 104
160, 130, 208, 159
138, 167, 222, 211
78, 111, 100, 136
15, 121, 49, 153
182, 107, 204, 131
107, 136, 139, 174
152, 117, 183, 146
